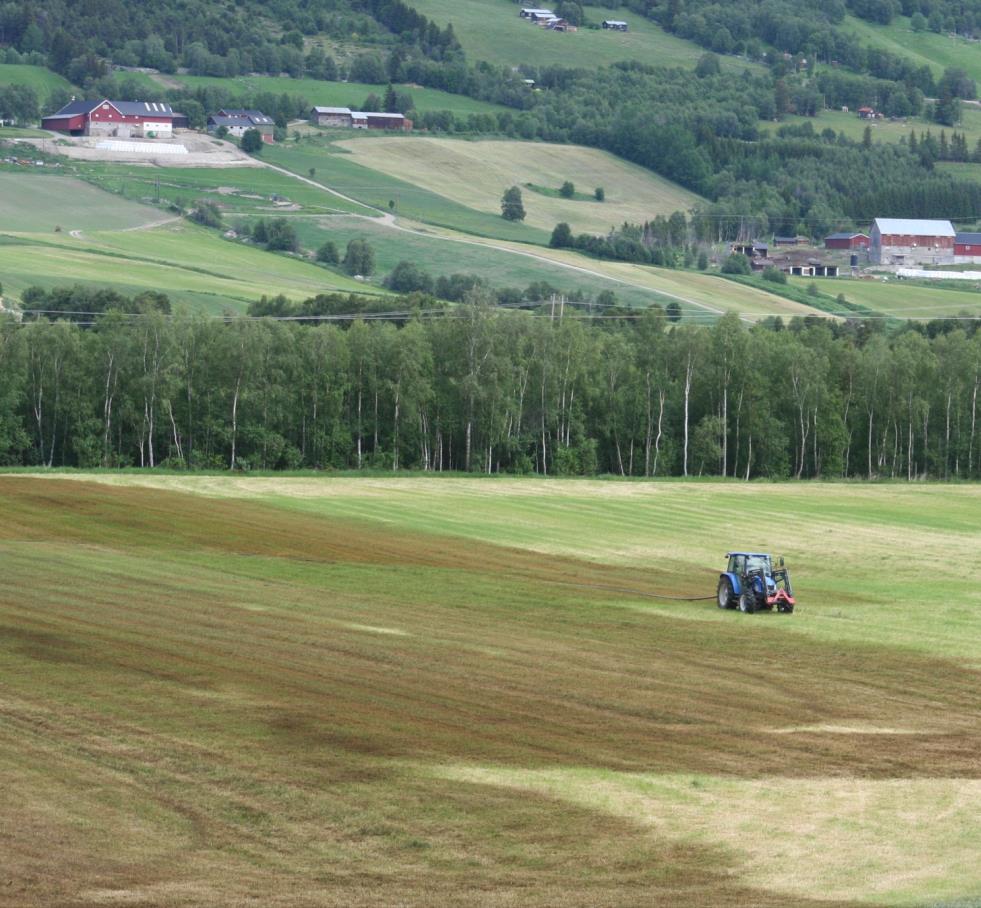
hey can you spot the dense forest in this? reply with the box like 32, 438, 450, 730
2, 293, 980, 479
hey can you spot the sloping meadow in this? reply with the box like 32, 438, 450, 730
1, 475, 980, 906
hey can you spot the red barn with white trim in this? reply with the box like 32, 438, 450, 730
42, 99, 176, 138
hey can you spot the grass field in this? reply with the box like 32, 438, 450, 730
77, 163, 374, 217
790, 274, 981, 318
264, 139, 551, 243
2, 474, 980, 906
286, 213, 669, 308
0, 221, 378, 312
841, 14, 981, 83
0, 63, 73, 102
333, 137, 703, 233
157, 74, 508, 118
465, 234, 827, 318
0, 173, 166, 233
776, 106, 981, 146
938, 161, 981, 185
410, 0, 756, 71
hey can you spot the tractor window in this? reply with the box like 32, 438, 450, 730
729, 555, 745, 574
746, 555, 771, 574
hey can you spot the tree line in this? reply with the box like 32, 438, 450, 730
2, 294, 980, 481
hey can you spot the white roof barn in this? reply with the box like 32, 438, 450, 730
872, 218, 955, 237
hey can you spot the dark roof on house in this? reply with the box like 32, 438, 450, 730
43, 99, 174, 118
955, 232, 981, 244
208, 115, 254, 129
219, 109, 274, 126
825, 232, 869, 240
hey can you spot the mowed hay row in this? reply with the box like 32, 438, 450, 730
2, 477, 981, 906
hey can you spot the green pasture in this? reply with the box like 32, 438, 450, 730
0, 222, 378, 312
410, 0, 756, 71
264, 138, 551, 242
938, 161, 981, 185
0, 63, 73, 102
841, 14, 981, 83
285, 214, 666, 307
0, 172, 164, 232
0, 125, 51, 138
165, 74, 508, 117
777, 106, 981, 146
790, 274, 981, 318
77, 163, 373, 217
332, 136, 704, 234
3, 474, 980, 907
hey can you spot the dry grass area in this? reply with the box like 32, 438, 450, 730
2, 476, 980, 906
334, 137, 703, 234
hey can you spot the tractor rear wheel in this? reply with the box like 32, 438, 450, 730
738, 589, 757, 614
717, 577, 734, 609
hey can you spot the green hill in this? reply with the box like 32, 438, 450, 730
840, 14, 981, 84
331, 136, 704, 233
409, 0, 749, 70
0, 63, 73, 102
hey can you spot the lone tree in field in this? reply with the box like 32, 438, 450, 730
343, 238, 375, 276
550, 222, 573, 248
241, 128, 263, 154
559, 180, 575, 198
501, 186, 525, 221
316, 240, 339, 265
594, 186, 605, 202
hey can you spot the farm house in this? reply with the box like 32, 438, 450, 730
870, 218, 956, 265
41, 99, 176, 137
824, 232, 870, 250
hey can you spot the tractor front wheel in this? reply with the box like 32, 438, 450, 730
717, 577, 734, 609
738, 589, 757, 614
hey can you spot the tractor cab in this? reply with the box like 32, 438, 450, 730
717, 551, 795, 614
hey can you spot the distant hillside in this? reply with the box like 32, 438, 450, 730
840, 14, 981, 84
331, 137, 704, 233
407, 0, 738, 70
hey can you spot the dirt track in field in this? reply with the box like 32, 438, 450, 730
1, 478, 979, 906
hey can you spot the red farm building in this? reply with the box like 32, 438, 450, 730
824, 231, 870, 250
41, 99, 176, 138
870, 217, 955, 265
955, 232, 981, 262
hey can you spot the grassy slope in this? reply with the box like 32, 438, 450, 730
938, 161, 981, 185
411, 0, 753, 70
263, 139, 551, 242
287, 213, 667, 307
2, 474, 980, 908
0, 221, 377, 312
159, 74, 508, 117
470, 234, 828, 318
841, 13, 981, 83
0, 63, 73, 101
791, 275, 981, 317
776, 105, 981, 145
76, 163, 374, 217
0, 172, 164, 232
333, 136, 704, 233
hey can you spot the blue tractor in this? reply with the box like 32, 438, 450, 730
717, 552, 796, 614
